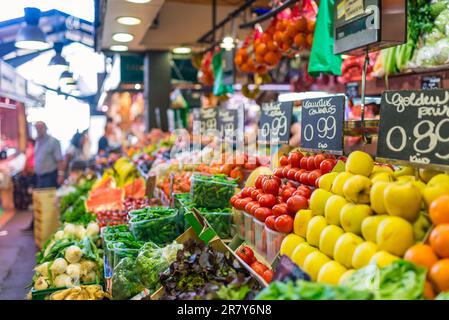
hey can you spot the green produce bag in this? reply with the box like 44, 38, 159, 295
308, 0, 342, 76
212, 49, 234, 96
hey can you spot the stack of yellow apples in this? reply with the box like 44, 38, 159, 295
280, 151, 449, 285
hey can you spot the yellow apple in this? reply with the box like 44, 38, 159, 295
280, 234, 305, 258
339, 269, 356, 285
340, 203, 373, 235
309, 189, 333, 216
318, 172, 339, 192
343, 175, 372, 204
324, 195, 347, 226
293, 209, 313, 238
422, 184, 449, 207
306, 216, 328, 247
303, 251, 331, 281
376, 216, 414, 256
345, 151, 374, 177
319, 225, 344, 258
412, 180, 426, 191
413, 212, 431, 242
331, 172, 354, 196
370, 181, 390, 215
361, 215, 388, 243
418, 168, 441, 183
370, 172, 395, 184
395, 175, 416, 183
291, 243, 317, 268
393, 166, 415, 178
371, 165, 394, 174
352, 241, 378, 269
317, 261, 347, 285
369, 251, 399, 268
383, 182, 421, 222
333, 232, 364, 268
427, 173, 449, 187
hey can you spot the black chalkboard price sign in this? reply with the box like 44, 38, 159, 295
200, 107, 217, 133
217, 106, 241, 141
259, 101, 293, 144
300, 95, 345, 154
377, 90, 449, 169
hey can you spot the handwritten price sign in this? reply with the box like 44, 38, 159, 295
377, 90, 449, 169
217, 106, 241, 141
259, 101, 293, 144
200, 107, 217, 133
300, 95, 345, 154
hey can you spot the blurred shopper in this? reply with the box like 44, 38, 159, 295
34, 121, 64, 188
12, 138, 36, 210
98, 118, 121, 155
66, 130, 91, 170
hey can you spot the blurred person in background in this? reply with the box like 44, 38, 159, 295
98, 118, 122, 155
65, 129, 91, 172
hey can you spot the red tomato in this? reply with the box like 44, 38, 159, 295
314, 154, 326, 169
254, 207, 273, 222
272, 175, 282, 186
279, 155, 289, 166
238, 197, 252, 210
286, 195, 309, 214
265, 215, 276, 230
243, 162, 258, 170
285, 181, 297, 189
241, 187, 254, 198
299, 172, 310, 185
250, 203, 261, 215
272, 203, 289, 217
251, 189, 262, 201
234, 199, 244, 210
236, 246, 255, 264
307, 157, 316, 171
281, 187, 295, 202
276, 196, 284, 204
251, 261, 269, 276
287, 168, 299, 180
230, 168, 244, 182
230, 195, 239, 206
263, 269, 274, 283
245, 201, 258, 213
326, 154, 337, 160
297, 185, 312, 198
294, 169, 306, 182
273, 167, 284, 178
288, 151, 303, 168
282, 165, 292, 177
320, 159, 335, 174
255, 175, 266, 189
300, 157, 308, 169
338, 156, 348, 163
258, 194, 277, 208
274, 214, 294, 233
262, 177, 280, 195
308, 170, 322, 186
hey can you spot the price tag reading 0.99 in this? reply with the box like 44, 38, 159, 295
377, 90, 449, 167
217, 107, 239, 140
259, 101, 293, 144
300, 95, 345, 154
200, 107, 217, 133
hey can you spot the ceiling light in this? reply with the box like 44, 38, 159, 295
134, 83, 142, 90
222, 36, 234, 45
116, 16, 141, 26
59, 71, 74, 85
172, 47, 191, 54
112, 32, 134, 43
110, 45, 128, 52
49, 43, 69, 72
126, 0, 152, 3
15, 8, 52, 50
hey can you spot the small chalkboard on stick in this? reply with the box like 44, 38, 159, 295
259, 101, 293, 144
200, 107, 217, 133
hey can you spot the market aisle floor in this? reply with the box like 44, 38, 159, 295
0, 211, 37, 300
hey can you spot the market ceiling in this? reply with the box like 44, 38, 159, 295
0, 9, 94, 67
97, 0, 270, 52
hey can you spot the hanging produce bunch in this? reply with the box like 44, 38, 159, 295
198, 50, 214, 86
235, 26, 268, 74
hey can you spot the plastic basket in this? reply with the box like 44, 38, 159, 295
254, 218, 267, 256
190, 173, 237, 209
243, 211, 255, 245
266, 226, 287, 263
129, 210, 180, 244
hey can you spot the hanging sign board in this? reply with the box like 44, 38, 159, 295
259, 101, 293, 144
300, 95, 346, 154
200, 107, 217, 133
216, 105, 241, 142
377, 89, 449, 169
421, 76, 441, 90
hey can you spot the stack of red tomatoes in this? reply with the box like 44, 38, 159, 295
231, 174, 314, 234
273, 151, 339, 188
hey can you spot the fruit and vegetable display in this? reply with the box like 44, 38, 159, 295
191, 173, 238, 209
49, 284, 109, 300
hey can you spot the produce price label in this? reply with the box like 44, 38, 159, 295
377, 90, 449, 168
216, 106, 240, 141
259, 101, 293, 144
421, 76, 441, 90
345, 82, 359, 99
300, 95, 345, 154
200, 107, 217, 133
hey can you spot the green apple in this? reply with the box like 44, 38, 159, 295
345, 151, 374, 177
318, 172, 339, 192
343, 175, 372, 204
306, 216, 328, 247
333, 232, 364, 269
324, 195, 347, 226
383, 182, 421, 222
413, 212, 431, 242
370, 181, 390, 215
319, 225, 344, 258
352, 241, 378, 269
361, 215, 388, 243
309, 189, 333, 216
393, 166, 415, 178
331, 172, 354, 196
340, 203, 373, 235
376, 216, 414, 256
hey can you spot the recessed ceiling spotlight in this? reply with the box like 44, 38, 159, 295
172, 46, 191, 54
112, 32, 134, 43
126, 0, 152, 3
116, 16, 141, 26
110, 45, 128, 52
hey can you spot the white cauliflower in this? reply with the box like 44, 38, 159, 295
50, 258, 68, 275
65, 245, 82, 263
64, 223, 76, 236
34, 262, 49, 277
66, 263, 81, 279
54, 230, 65, 240
34, 276, 49, 290
54, 274, 73, 288
86, 222, 100, 237
74, 225, 86, 239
